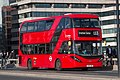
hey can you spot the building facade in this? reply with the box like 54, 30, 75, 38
9, 0, 118, 55
0, 0, 9, 24
0, 25, 4, 52
2, 6, 13, 53
0, 0, 9, 52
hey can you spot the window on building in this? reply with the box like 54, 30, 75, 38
24, 12, 32, 18
105, 4, 116, 7
88, 4, 103, 8
12, 32, 19, 37
12, 15, 18, 20
19, 14, 24, 19
6, 23, 12, 27
12, 41, 19, 45
54, 3, 69, 8
6, 17, 12, 21
17, 0, 23, 2
105, 37, 117, 42
103, 28, 117, 34
6, 11, 11, 15
31, 12, 92, 18
34, 3, 51, 8
9, 0, 16, 4
102, 19, 116, 25
100, 10, 115, 17
71, 4, 86, 8
12, 24, 19, 28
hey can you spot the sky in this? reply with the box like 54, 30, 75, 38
0, 0, 9, 25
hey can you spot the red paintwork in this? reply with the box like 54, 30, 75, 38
19, 14, 103, 69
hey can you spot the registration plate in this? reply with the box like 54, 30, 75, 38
86, 65, 93, 67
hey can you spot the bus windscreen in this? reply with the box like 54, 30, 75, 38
74, 41, 101, 56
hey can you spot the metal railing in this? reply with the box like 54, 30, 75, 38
0, 59, 18, 69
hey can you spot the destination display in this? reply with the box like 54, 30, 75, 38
78, 30, 99, 37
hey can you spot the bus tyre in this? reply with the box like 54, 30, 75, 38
27, 59, 33, 70
55, 59, 62, 71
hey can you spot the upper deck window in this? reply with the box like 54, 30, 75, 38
20, 19, 54, 33
72, 18, 100, 28
21, 23, 27, 33
27, 22, 35, 32
57, 17, 72, 31
45, 19, 54, 30
38, 21, 45, 31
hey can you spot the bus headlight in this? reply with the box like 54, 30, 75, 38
70, 56, 81, 62
93, 31, 99, 36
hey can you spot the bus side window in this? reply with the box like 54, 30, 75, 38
65, 17, 71, 28
38, 21, 45, 31
49, 43, 55, 54
21, 45, 27, 54
73, 19, 80, 28
57, 18, 65, 31
59, 42, 67, 54
27, 45, 31, 54
31, 45, 34, 54
38, 44, 41, 54
34, 22, 38, 32
42, 44, 45, 54
34, 45, 38, 54
24, 45, 27, 54
21, 23, 28, 33
45, 43, 53, 54
45, 44, 49, 54
45, 19, 54, 30
27, 45, 34, 54
38, 44, 45, 54
27, 22, 35, 32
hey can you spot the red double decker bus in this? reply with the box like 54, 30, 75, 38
19, 14, 103, 70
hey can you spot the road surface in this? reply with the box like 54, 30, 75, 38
0, 68, 119, 80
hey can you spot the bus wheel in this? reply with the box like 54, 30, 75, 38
27, 59, 33, 70
55, 59, 62, 71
